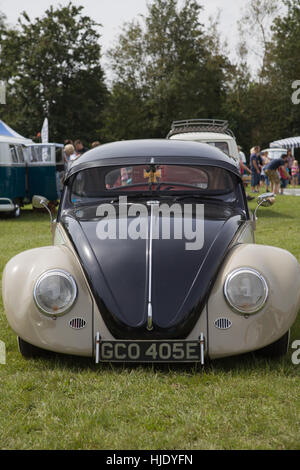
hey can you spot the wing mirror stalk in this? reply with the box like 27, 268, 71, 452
32, 195, 54, 224
252, 193, 275, 230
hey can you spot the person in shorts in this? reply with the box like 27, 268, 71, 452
264, 154, 289, 194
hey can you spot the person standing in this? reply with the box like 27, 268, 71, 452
238, 146, 246, 164
250, 146, 261, 193
239, 157, 254, 201
264, 153, 289, 194
279, 163, 291, 194
287, 149, 294, 173
91, 141, 101, 148
261, 151, 271, 192
74, 139, 89, 156
64, 144, 77, 171
291, 160, 299, 187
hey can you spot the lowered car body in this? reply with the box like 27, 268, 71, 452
2, 139, 300, 363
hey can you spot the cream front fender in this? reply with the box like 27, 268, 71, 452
2, 245, 94, 356
207, 244, 300, 359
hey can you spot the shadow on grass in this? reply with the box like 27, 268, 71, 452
0, 207, 56, 224
22, 348, 295, 377
255, 209, 294, 219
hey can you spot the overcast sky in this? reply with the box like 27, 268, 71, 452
0, 0, 248, 59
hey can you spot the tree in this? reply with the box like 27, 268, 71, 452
261, 0, 300, 141
0, 3, 108, 143
237, 0, 281, 78
104, 0, 232, 140
225, 0, 293, 152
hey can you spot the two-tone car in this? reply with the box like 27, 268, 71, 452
2, 139, 300, 363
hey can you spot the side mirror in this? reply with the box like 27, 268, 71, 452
252, 193, 275, 230
257, 192, 276, 207
32, 195, 49, 209
32, 195, 53, 224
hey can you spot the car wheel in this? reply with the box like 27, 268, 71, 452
17, 337, 48, 359
255, 330, 290, 358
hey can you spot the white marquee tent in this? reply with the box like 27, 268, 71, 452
0, 119, 32, 144
270, 136, 300, 149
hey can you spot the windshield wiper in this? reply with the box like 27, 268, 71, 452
173, 194, 234, 203
72, 193, 171, 207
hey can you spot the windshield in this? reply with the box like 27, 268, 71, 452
70, 164, 236, 205
27, 145, 52, 163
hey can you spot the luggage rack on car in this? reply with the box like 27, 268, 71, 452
167, 119, 236, 139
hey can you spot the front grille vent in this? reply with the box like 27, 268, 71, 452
214, 318, 232, 330
69, 318, 87, 330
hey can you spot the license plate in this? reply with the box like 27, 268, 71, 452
96, 340, 202, 363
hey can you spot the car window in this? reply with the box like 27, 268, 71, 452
15, 145, 25, 163
105, 165, 209, 189
56, 148, 64, 164
71, 164, 236, 202
9, 145, 18, 163
28, 146, 52, 163
205, 142, 230, 156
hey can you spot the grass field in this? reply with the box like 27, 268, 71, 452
0, 194, 299, 450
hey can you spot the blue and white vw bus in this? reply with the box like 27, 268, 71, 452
0, 120, 33, 216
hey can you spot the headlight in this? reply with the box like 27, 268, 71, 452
34, 270, 77, 316
224, 268, 268, 314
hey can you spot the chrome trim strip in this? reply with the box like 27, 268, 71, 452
200, 333, 205, 365
147, 303, 153, 331
95, 332, 100, 364
146, 201, 159, 331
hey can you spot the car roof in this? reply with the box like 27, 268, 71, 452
169, 132, 235, 141
66, 139, 242, 181
262, 148, 287, 152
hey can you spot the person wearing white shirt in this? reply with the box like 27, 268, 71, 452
238, 145, 246, 164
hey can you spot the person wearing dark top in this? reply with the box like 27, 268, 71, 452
74, 139, 89, 156
264, 154, 289, 194
250, 146, 261, 193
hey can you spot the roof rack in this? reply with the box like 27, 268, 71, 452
166, 119, 235, 139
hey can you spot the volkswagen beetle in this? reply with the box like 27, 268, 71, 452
2, 139, 300, 363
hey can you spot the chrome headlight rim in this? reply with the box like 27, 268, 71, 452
33, 269, 78, 317
224, 267, 268, 315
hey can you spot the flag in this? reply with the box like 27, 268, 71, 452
0, 81, 6, 105
41, 118, 49, 143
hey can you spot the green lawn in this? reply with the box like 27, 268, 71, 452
0, 197, 299, 450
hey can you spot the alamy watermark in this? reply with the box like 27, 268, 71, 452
93, 196, 205, 251
0, 340, 6, 365
291, 340, 300, 365
291, 80, 300, 104
0, 80, 6, 104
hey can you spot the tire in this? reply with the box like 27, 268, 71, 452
17, 337, 48, 359
255, 330, 290, 358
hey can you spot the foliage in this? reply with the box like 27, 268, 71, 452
237, 0, 281, 76
104, 0, 232, 140
226, 0, 300, 153
0, 3, 108, 144
0, 0, 300, 153
262, 0, 300, 140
